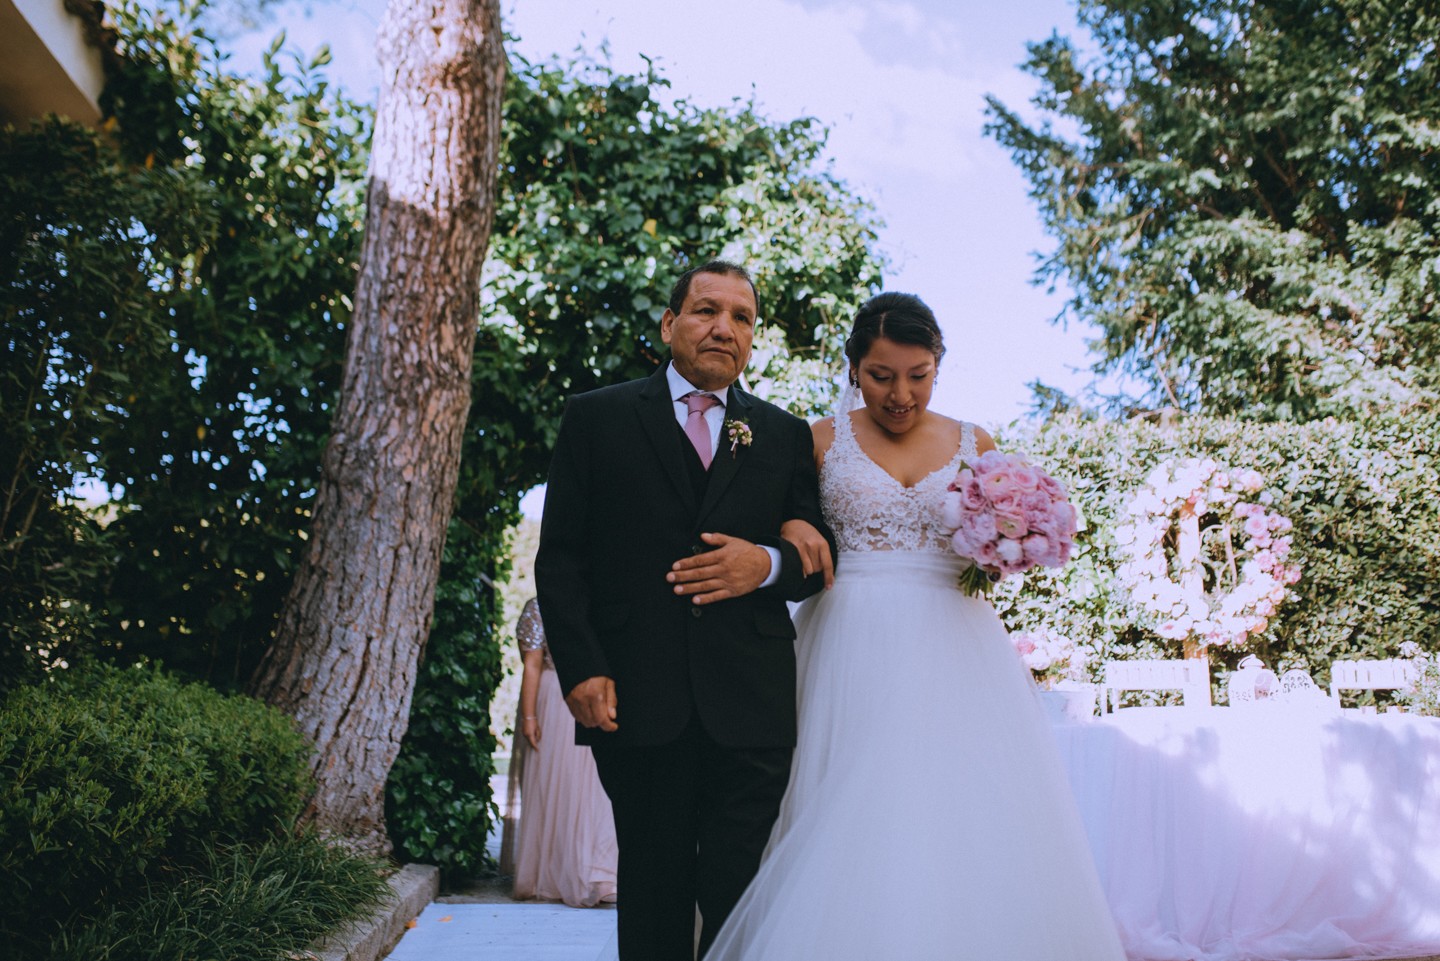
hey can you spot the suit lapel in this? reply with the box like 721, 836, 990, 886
696, 386, 752, 526
636, 366, 698, 514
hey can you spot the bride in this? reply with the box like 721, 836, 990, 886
702, 293, 1125, 960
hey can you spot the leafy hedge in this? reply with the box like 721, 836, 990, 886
995, 404, 1440, 692
386, 519, 507, 879
0, 664, 310, 955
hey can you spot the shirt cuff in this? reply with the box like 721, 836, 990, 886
757, 545, 782, 589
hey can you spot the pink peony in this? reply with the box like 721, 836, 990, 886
994, 510, 1029, 540
1023, 532, 1062, 568
982, 467, 1017, 499
940, 452, 1077, 594
1010, 464, 1041, 492
1052, 502, 1079, 538
1022, 490, 1054, 515
940, 490, 964, 531
960, 478, 988, 512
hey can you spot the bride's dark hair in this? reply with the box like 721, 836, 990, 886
844, 292, 946, 379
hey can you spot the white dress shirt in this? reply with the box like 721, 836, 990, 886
665, 363, 780, 588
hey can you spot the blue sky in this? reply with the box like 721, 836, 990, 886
227, 0, 1103, 516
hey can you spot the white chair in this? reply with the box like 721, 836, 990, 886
1103, 659, 1213, 712
1329, 659, 1416, 709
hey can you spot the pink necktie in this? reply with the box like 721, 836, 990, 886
683, 391, 721, 469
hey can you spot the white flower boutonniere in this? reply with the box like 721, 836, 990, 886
724, 417, 753, 456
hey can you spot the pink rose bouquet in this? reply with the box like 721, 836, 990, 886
941, 450, 1078, 596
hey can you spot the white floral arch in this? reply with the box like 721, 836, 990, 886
1114, 458, 1301, 656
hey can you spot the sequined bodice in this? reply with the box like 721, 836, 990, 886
820, 412, 975, 553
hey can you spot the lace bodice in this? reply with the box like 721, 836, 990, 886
820, 412, 975, 553
516, 598, 553, 670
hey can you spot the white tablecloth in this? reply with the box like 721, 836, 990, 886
1053, 707, 1440, 961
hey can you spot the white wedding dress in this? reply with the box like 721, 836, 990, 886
703, 413, 1126, 960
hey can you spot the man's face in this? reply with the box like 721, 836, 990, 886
660, 272, 757, 392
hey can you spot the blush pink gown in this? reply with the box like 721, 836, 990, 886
511, 599, 618, 908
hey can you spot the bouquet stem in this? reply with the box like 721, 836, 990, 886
957, 565, 998, 598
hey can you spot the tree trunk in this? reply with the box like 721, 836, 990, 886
250, 0, 505, 854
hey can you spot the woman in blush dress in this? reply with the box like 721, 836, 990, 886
511, 597, 618, 908
703, 293, 1124, 960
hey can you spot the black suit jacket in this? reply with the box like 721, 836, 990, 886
536, 364, 835, 749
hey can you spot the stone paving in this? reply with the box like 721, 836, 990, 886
383, 778, 616, 961
385, 900, 614, 961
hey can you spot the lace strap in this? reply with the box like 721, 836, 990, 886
960, 422, 977, 463
829, 408, 860, 457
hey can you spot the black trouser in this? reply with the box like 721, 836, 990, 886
591, 718, 793, 961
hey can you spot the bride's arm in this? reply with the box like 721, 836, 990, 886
780, 417, 838, 590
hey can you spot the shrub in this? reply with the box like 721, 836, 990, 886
0, 664, 310, 953
995, 404, 1440, 694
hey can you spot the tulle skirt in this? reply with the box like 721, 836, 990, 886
704, 551, 1125, 960
512, 667, 619, 908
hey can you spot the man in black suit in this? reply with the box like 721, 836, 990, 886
536, 260, 835, 959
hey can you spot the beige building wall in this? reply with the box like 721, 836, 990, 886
0, 0, 106, 125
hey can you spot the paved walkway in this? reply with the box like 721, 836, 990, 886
386, 901, 614, 961
385, 778, 615, 960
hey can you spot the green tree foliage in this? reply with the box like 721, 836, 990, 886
986, 0, 1440, 420
1, 118, 207, 689
96, 3, 371, 687
3, 0, 371, 691
471, 53, 885, 518
3, 3, 885, 875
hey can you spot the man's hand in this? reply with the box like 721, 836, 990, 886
667, 532, 771, 604
781, 518, 835, 590
565, 676, 618, 732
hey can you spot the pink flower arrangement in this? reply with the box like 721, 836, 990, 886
941, 450, 1079, 596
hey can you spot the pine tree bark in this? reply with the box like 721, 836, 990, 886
250, 0, 505, 854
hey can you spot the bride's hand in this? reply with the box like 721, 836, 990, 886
782, 518, 835, 589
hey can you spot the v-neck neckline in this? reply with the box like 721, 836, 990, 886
841, 410, 962, 491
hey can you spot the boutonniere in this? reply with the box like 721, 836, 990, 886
724, 417, 753, 456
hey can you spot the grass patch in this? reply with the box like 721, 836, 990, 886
47, 831, 390, 961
